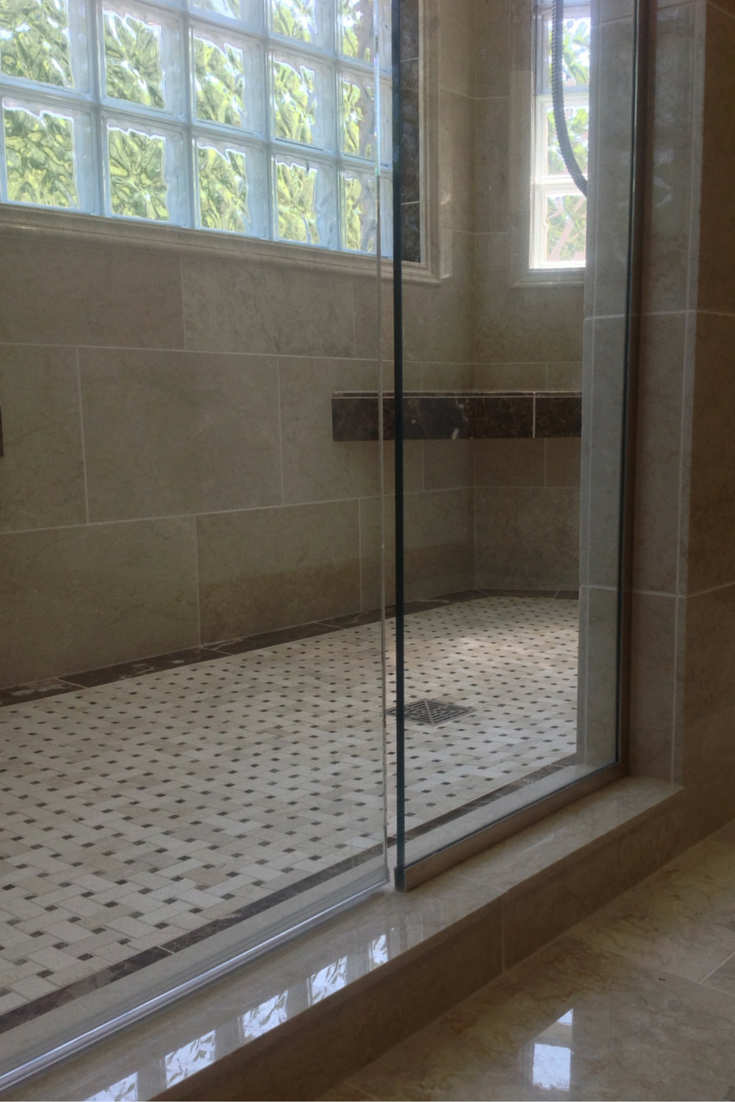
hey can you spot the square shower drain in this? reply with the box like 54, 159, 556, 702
388, 699, 473, 726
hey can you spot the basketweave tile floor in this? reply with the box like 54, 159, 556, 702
0, 596, 577, 1022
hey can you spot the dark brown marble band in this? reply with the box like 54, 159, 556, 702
331, 391, 582, 441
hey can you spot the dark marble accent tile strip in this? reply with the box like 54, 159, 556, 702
0, 852, 383, 1036
332, 392, 582, 441
398, 754, 580, 844
0, 947, 172, 1037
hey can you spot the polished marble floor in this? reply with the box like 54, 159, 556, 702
0, 596, 578, 1025
325, 823, 735, 1101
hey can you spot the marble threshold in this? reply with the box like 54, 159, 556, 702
1, 776, 681, 1102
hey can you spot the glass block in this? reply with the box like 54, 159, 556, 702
379, 171, 392, 257
192, 28, 263, 134
197, 137, 268, 236
102, 3, 183, 114
544, 192, 587, 264
545, 102, 588, 176
106, 121, 188, 222
0, 0, 73, 88
378, 73, 391, 169
272, 51, 334, 152
270, 0, 331, 49
341, 168, 376, 253
3, 100, 78, 207
339, 0, 374, 62
339, 71, 376, 162
377, 0, 391, 72
193, 0, 240, 18
187, 0, 262, 29
274, 154, 336, 248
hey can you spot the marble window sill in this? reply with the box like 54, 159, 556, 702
8, 776, 681, 1102
332, 391, 583, 441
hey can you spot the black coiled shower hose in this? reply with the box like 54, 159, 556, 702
551, 0, 588, 196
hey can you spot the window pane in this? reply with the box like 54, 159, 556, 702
273, 57, 316, 145
0, 0, 73, 87
103, 9, 165, 108
276, 156, 319, 243
194, 35, 244, 126
339, 0, 374, 61
340, 72, 376, 161
341, 168, 376, 253
108, 123, 169, 220
545, 192, 586, 264
3, 101, 78, 206
544, 14, 590, 89
272, 0, 317, 43
197, 141, 248, 231
546, 103, 588, 175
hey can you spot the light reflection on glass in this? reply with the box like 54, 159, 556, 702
86, 1073, 138, 1102
531, 1008, 573, 1092
309, 956, 348, 1003
369, 933, 388, 969
165, 1030, 217, 1087
241, 991, 289, 1039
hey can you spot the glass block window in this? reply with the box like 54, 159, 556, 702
0, 0, 393, 254
530, 0, 589, 269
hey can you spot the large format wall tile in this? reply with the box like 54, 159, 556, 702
0, 518, 199, 686
424, 440, 475, 490
0, 237, 184, 348
80, 349, 281, 521
440, 0, 476, 96
182, 256, 356, 357
475, 96, 510, 234
279, 358, 380, 504
360, 494, 394, 611
404, 488, 475, 598
688, 313, 735, 593
403, 233, 476, 364
197, 502, 361, 641
475, 439, 545, 487
0, 345, 86, 531
441, 91, 476, 234
476, 486, 580, 589
630, 591, 679, 780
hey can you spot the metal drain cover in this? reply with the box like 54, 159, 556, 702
388, 699, 472, 726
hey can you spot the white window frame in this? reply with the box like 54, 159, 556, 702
0, 0, 394, 258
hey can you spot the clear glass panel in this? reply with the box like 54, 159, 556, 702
0, 0, 74, 88
3, 100, 77, 206
394, 0, 634, 876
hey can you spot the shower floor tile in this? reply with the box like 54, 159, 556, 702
0, 596, 577, 1022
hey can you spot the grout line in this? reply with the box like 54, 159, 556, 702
75, 347, 91, 526
193, 518, 202, 649
687, 579, 735, 599
275, 358, 285, 506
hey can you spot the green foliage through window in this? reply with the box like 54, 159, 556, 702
195, 36, 244, 126
108, 125, 168, 220
339, 0, 373, 61
4, 104, 77, 205
546, 104, 588, 175
277, 159, 318, 243
274, 59, 316, 144
198, 144, 249, 232
341, 76, 375, 159
0, 0, 73, 86
104, 10, 165, 108
273, 0, 316, 42
546, 16, 590, 87
342, 173, 375, 252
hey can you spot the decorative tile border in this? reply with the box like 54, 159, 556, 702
331, 391, 582, 441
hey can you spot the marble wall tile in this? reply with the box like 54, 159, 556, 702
475, 486, 580, 588
576, 585, 618, 768
403, 232, 476, 364
697, 2, 735, 313
441, 92, 476, 234
0, 519, 199, 686
546, 362, 583, 390
423, 441, 475, 490
545, 439, 581, 487
0, 236, 185, 349
439, 0, 476, 96
475, 0, 511, 98
688, 313, 735, 593
420, 363, 476, 391
475, 234, 584, 364
474, 362, 547, 390
474, 438, 545, 486
629, 591, 678, 780
79, 349, 281, 521
359, 495, 394, 611
404, 488, 475, 598
475, 97, 510, 234
279, 358, 381, 504
683, 583, 735, 724
181, 256, 356, 358
196, 502, 361, 642
642, 3, 700, 314
633, 312, 688, 594
0, 345, 86, 531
